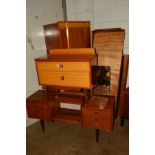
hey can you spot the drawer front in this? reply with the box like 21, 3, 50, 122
38, 71, 90, 88
36, 62, 90, 72
82, 108, 113, 131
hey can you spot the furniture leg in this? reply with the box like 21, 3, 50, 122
40, 119, 45, 132
96, 129, 100, 143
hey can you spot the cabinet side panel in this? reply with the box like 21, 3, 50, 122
43, 23, 60, 54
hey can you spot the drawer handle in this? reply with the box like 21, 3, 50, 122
56, 64, 63, 68
61, 76, 64, 80
95, 111, 98, 114
95, 118, 98, 122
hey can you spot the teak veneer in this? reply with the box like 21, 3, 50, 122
35, 48, 96, 89
43, 21, 90, 54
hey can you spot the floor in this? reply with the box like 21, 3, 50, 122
26, 118, 129, 155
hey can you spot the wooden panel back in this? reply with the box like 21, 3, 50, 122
93, 29, 125, 97
43, 21, 91, 54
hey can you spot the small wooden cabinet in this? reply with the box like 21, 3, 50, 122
82, 96, 115, 132
35, 48, 95, 89
26, 90, 58, 120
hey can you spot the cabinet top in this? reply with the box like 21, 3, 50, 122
35, 54, 95, 62
35, 48, 96, 62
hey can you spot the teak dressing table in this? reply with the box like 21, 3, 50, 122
27, 22, 125, 142
26, 48, 115, 142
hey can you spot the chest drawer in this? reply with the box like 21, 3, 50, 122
36, 62, 90, 72
37, 71, 90, 88
82, 107, 113, 132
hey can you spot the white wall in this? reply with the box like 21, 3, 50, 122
26, 0, 64, 126
66, 0, 129, 53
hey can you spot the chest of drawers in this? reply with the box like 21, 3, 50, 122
35, 48, 95, 89
82, 96, 115, 132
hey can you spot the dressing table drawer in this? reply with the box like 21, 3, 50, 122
37, 71, 90, 88
36, 62, 90, 72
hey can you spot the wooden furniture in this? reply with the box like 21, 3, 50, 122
92, 28, 125, 115
35, 48, 95, 90
118, 55, 129, 126
26, 90, 115, 142
43, 21, 90, 54
27, 47, 116, 142
27, 26, 126, 142
82, 96, 115, 132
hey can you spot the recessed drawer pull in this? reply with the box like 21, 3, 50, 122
61, 76, 64, 80
95, 118, 98, 122
95, 111, 98, 114
56, 64, 63, 68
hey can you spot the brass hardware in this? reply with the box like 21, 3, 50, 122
56, 64, 63, 68
59, 64, 63, 68
61, 76, 64, 80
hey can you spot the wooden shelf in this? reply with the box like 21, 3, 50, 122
53, 108, 81, 124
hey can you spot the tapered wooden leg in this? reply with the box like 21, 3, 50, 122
40, 119, 45, 132
96, 129, 100, 143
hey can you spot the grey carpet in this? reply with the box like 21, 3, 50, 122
26, 118, 129, 155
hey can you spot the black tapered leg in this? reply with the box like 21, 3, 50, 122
40, 119, 45, 132
96, 129, 100, 143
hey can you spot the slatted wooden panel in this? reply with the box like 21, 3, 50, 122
93, 29, 125, 97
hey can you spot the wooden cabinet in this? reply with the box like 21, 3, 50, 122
43, 21, 90, 54
26, 90, 58, 120
82, 96, 115, 132
26, 24, 126, 142
35, 48, 95, 89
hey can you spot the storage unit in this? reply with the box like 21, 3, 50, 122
82, 96, 114, 132
26, 22, 126, 142
26, 90, 58, 120
35, 48, 95, 89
